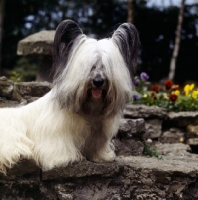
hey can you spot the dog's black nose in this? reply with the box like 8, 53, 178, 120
93, 78, 104, 87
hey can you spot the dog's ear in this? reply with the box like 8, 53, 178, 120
52, 19, 83, 78
112, 23, 140, 77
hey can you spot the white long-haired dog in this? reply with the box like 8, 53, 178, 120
0, 20, 140, 174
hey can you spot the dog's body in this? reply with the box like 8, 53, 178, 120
0, 20, 140, 174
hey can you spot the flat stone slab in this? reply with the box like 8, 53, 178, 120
124, 104, 168, 119
17, 30, 55, 55
15, 81, 52, 97
168, 111, 198, 126
42, 160, 120, 181
154, 142, 193, 156
0, 77, 52, 105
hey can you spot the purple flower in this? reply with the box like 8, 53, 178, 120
140, 72, 149, 81
133, 77, 140, 87
133, 93, 140, 101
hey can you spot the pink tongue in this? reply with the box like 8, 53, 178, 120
91, 89, 102, 98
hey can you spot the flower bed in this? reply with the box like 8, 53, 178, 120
132, 72, 198, 112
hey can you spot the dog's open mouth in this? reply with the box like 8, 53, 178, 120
91, 89, 102, 98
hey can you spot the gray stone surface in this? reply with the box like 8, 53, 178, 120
159, 128, 185, 143
17, 30, 55, 56
42, 160, 120, 180
114, 138, 144, 156
124, 104, 168, 119
144, 118, 163, 139
0, 76, 14, 97
0, 159, 39, 180
17, 30, 55, 82
154, 143, 192, 156
187, 124, 198, 138
168, 111, 198, 126
187, 138, 198, 145
14, 81, 52, 98
1, 154, 198, 200
119, 118, 145, 136
0, 77, 51, 107
0, 97, 19, 108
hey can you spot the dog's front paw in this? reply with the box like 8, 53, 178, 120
91, 150, 116, 163
70, 156, 86, 165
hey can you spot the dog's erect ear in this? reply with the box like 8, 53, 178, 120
112, 23, 140, 77
52, 20, 83, 78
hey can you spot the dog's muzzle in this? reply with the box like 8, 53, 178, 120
93, 77, 104, 87
91, 77, 105, 99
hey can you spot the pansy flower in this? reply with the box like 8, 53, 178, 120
174, 90, 180, 95
169, 93, 178, 102
184, 84, 194, 96
133, 93, 140, 101
152, 85, 159, 93
151, 92, 156, 100
133, 77, 140, 87
140, 72, 149, 81
164, 80, 173, 90
192, 90, 198, 99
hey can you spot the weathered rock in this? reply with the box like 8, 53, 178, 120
17, 30, 55, 56
154, 143, 192, 156
0, 97, 19, 108
168, 111, 198, 126
119, 118, 145, 137
187, 138, 198, 145
0, 77, 52, 104
159, 128, 185, 143
116, 118, 145, 156
17, 30, 55, 82
187, 124, 198, 138
0, 142, 197, 200
187, 138, 198, 154
14, 81, 52, 97
114, 138, 144, 156
143, 119, 163, 139
0, 159, 40, 180
1, 155, 198, 199
124, 104, 168, 119
0, 76, 14, 97
42, 160, 120, 181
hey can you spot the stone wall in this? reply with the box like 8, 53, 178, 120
0, 77, 198, 200
1, 152, 198, 200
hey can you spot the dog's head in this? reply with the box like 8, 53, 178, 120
52, 20, 140, 116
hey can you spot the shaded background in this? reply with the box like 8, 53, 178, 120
1, 0, 198, 83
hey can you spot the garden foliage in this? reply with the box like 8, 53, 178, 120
133, 72, 198, 112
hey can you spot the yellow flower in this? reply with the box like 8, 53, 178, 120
184, 84, 195, 96
163, 93, 168, 99
184, 85, 189, 96
192, 90, 198, 99
174, 90, 180, 95
143, 94, 148, 98
190, 84, 195, 90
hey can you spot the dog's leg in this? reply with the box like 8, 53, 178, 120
90, 140, 116, 163
84, 116, 120, 163
33, 136, 84, 171
85, 136, 116, 163
0, 128, 34, 174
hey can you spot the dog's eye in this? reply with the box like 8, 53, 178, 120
92, 66, 96, 70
